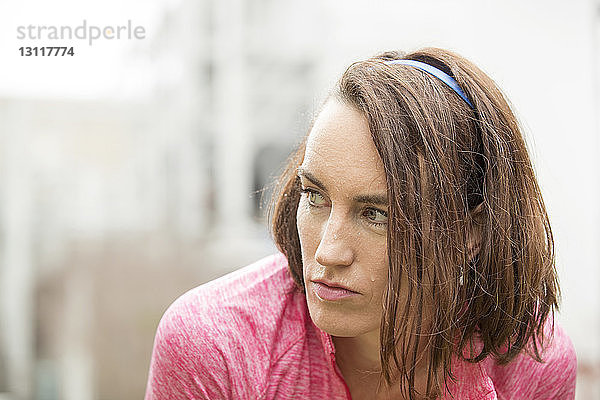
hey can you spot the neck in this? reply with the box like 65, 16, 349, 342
333, 331, 387, 398
333, 330, 382, 373
332, 331, 435, 399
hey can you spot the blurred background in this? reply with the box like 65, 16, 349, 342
0, 0, 597, 398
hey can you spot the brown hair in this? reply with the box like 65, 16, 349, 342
268, 47, 559, 399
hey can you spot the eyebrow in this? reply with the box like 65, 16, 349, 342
296, 166, 389, 206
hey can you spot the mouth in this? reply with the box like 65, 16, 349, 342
310, 280, 360, 301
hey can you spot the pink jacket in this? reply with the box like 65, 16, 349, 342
145, 253, 577, 399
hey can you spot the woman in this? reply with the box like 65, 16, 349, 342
145, 48, 577, 399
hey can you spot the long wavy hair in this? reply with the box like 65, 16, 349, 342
268, 47, 559, 399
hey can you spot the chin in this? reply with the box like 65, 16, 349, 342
306, 298, 367, 337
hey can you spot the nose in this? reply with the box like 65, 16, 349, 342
314, 209, 354, 268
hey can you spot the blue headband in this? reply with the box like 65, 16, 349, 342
384, 59, 474, 109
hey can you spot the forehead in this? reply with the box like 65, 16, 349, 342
301, 98, 387, 192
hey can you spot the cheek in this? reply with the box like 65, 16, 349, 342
364, 249, 389, 302
296, 200, 322, 254
371, 272, 388, 305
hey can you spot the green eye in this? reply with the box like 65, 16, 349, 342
301, 188, 326, 206
364, 208, 388, 226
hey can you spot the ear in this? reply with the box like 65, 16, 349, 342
466, 202, 484, 261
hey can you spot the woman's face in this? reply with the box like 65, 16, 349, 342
296, 97, 389, 337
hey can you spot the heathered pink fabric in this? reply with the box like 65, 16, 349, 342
145, 253, 577, 400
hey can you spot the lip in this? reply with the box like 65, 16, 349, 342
311, 280, 360, 301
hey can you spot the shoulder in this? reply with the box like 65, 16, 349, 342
484, 315, 577, 399
195, 251, 297, 306
529, 317, 577, 397
145, 252, 307, 399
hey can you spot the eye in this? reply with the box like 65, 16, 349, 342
300, 188, 327, 207
363, 208, 388, 226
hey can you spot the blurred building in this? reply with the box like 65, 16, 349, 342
0, 0, 326, 398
